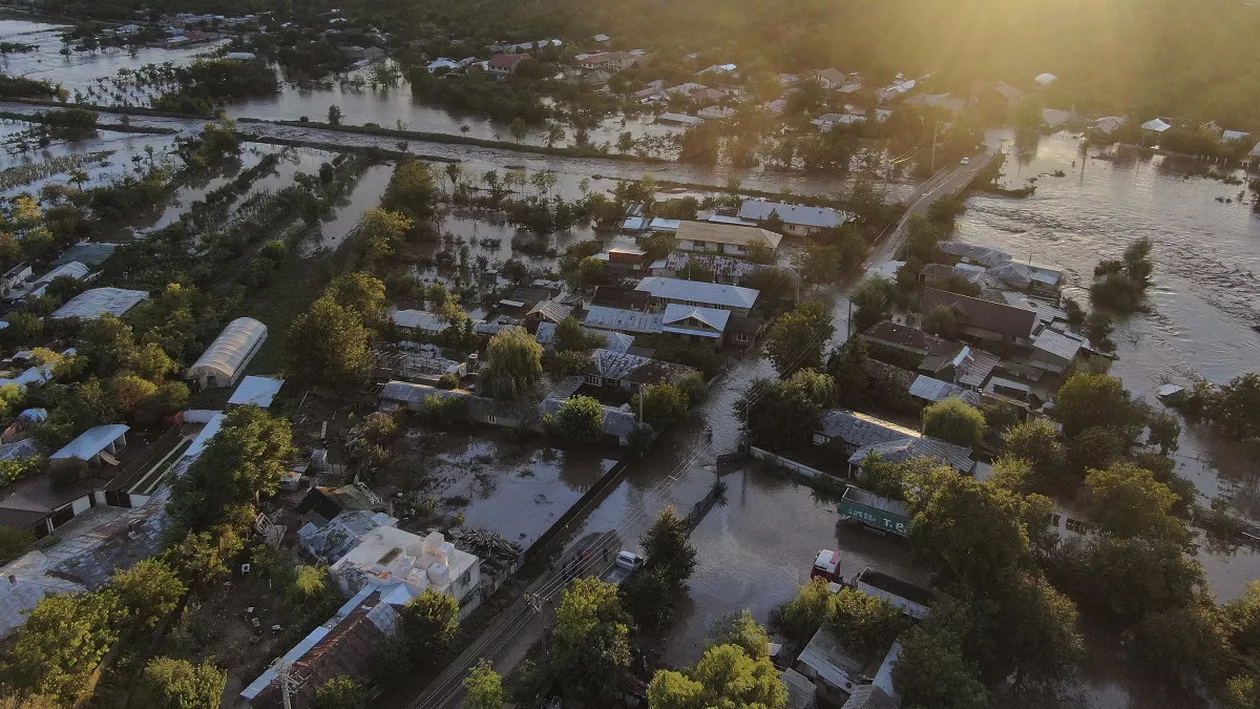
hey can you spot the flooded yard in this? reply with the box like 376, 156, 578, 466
405, 427, 619, 549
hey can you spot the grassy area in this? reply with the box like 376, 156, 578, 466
238, 252, 337, 378
132, 439, 193, 496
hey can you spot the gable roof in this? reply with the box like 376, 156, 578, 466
738, 200, 849, 229
661, 303, 730, 336
817, 409, 920, 447
50, 424, 129, 461
584, 305, 663, 334
861, 321, 954, 356
920, 287, 1039, 339
636, 277, 759, 310
848, 436, 975, 474
489, 52, 529, 68
675, 220, 783, 250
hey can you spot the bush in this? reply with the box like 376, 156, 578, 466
48, 458, 87, 489
437, 373, 460, 390
554, 395, 604, 443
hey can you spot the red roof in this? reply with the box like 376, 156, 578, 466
490, 52, 530, 69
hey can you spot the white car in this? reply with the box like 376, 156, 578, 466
960, 157, 971, 165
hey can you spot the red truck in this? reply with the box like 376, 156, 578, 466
810, 549, 841, 581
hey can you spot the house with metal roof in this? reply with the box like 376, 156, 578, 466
674, 220, 782, 257
535, 321, 635, 355
1030, 328, 1085, 374
582, 349, 698, 391
51, 424, 130, 466
584, 305, 664, 335
228, 376, 285, 408
391, 309, 447, 335
49, 287, 148, 320
187, 317, 267, 389
738, 200, 851, 237
920, 287, 1040, 345
538, 396, 643, 445
814, 409, 974, 475
636, 276, 760, 315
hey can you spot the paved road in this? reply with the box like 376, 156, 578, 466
864, 150, 999, 267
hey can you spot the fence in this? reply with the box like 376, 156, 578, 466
105, 424, 182, 494
522, 456, 633, 563
750, 447, 848, 493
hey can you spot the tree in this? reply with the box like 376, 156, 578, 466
480, 327, 543, 402
1224, 581, 1260, 660
620, 566, 675, 629
0, 591, 120, 704
1052, 372, 1142, 440
911, 475, 1032, 587
110, 559, 185, 630
382, 160, 440, 224
922, 305, 961, 339
315, 675, 367, 709
353, 207, 413, 264
1146, 410, 1182, 454
734, 372, 833, 451
402, 589, 460, 663
828, 337, 872, 409
550, 350, 591, 377
633, 383, 691, 430
921, 398, 986, 448
713, 610, 772, 659
1002, 419, 1065, 488
134, 657, 227, 709
827, 588, 909, 657
327, 104, 342, 125
168, 407, 294, 534
286, 295, 374, 390
648, 644, 787, 709
572, 256, 607, 288
893, 621, 989, 709
462, 660, 503, 709
552, 578, 631, 703
1079, 462, 1189, 544
1066, 426, 1125, 476
765, 301, 834, 375
641, 507, 697, 589
327, 272, 387, 321
553, 316, 605, 353
554, 395, 604, 443
1208, 373, 1260, 440
1083, 311, 1116, 353
509, 117, 528, 143
1135, 600, 1230, 688
781, 578, 834, 641
1068, 536, 1203, 620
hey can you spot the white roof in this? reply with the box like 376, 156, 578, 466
738, 200, 849, 229
1141, 118, 1172, 132
392, 309, 446, 332
1034, 72, 1058, 85
636, 276, 760, 310
1032, 328, 1084, 361
228, 376, 284, 408
50, 424, 129, 460
798, 626, 864, 690
1223, 130, 1251, 142
649, 217, 681, 232
33, 261, 90, 287
225, 51, 257, 60
676, 220, 782, 250
188, 317, 267, 384
50, 287, 148, 320
584, 305, 663, 334
1093, 116, 1126, 134
1251, 141, 1260, 159
181, 414, 225, 463
330, 527, 478, 598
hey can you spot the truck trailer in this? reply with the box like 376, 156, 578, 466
837, 485, 911, 537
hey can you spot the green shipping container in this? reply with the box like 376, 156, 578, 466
838, 485, 911, 537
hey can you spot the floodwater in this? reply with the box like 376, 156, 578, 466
420, 430, 616, 548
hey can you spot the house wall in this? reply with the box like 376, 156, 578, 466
678, 239, 747, 257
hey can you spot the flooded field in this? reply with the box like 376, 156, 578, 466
416, 428, 618, 549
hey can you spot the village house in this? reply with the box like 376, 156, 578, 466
634, 277, 760, 316
574, 50, 636, 71
580, 349, 698, 392
920, 287, 1040, 346
737, 200, 850, 237
488, 52, 531, 77
813, 409, 975, 475
671, 220, 782, 258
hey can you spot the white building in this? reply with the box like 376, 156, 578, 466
672, 220, 782, 258
330, 526, 481, 608
50, 287, 148, 320
187, 317, 267, 389
738, 200, 850, 237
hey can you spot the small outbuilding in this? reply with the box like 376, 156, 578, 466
50, 424, 130, 466
227, 375, 284, 409
188, 317, 268, 389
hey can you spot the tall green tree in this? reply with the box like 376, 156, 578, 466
553, 395, 604, 443
480, 326, 543, 402
110, 559, 186, 630
1079, 462, 1190, 545
921, 398, 986, 448
552, 578, 631, 703
1052, 372, 1143, 440
893, 620, 989, 709
462, 660, 504, 709
647, 644, 787, 709
641, 507, 697, 590
0, 592, 120, 704
315, 675, 367, 709
382, 159, 440, 224
286, 295, 374, 390
134, 657, 227, 709
632, 383, 691, 431
402, 589, 460, 663
764, 301, 834, 376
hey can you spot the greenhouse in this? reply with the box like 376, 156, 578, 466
187, 317, 268, 389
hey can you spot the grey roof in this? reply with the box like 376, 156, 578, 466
817, 409, 920, 447
908, 375, 971, 403
1032, 328, 1084, 362
534, 322, 634, 354
661, 303, 730, 337
780, 668, 817, 709
50, 424, 129, 461
527, 299, 574, 324
380, 381, 469, 407
391, 309, 446, 333
50, 287, 148, 320
738, 200, 849, 229
848, 437, 975, 474
920, 288, 1039, 340
937, 242, 1011, 268
0, 438, 39, 461
586, 349, 697, 384
52, 242, 117, 267
636, 277, 759, 310
840, 685, 898, 709
584, 305, 663, 334
797, 626, 865, 690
